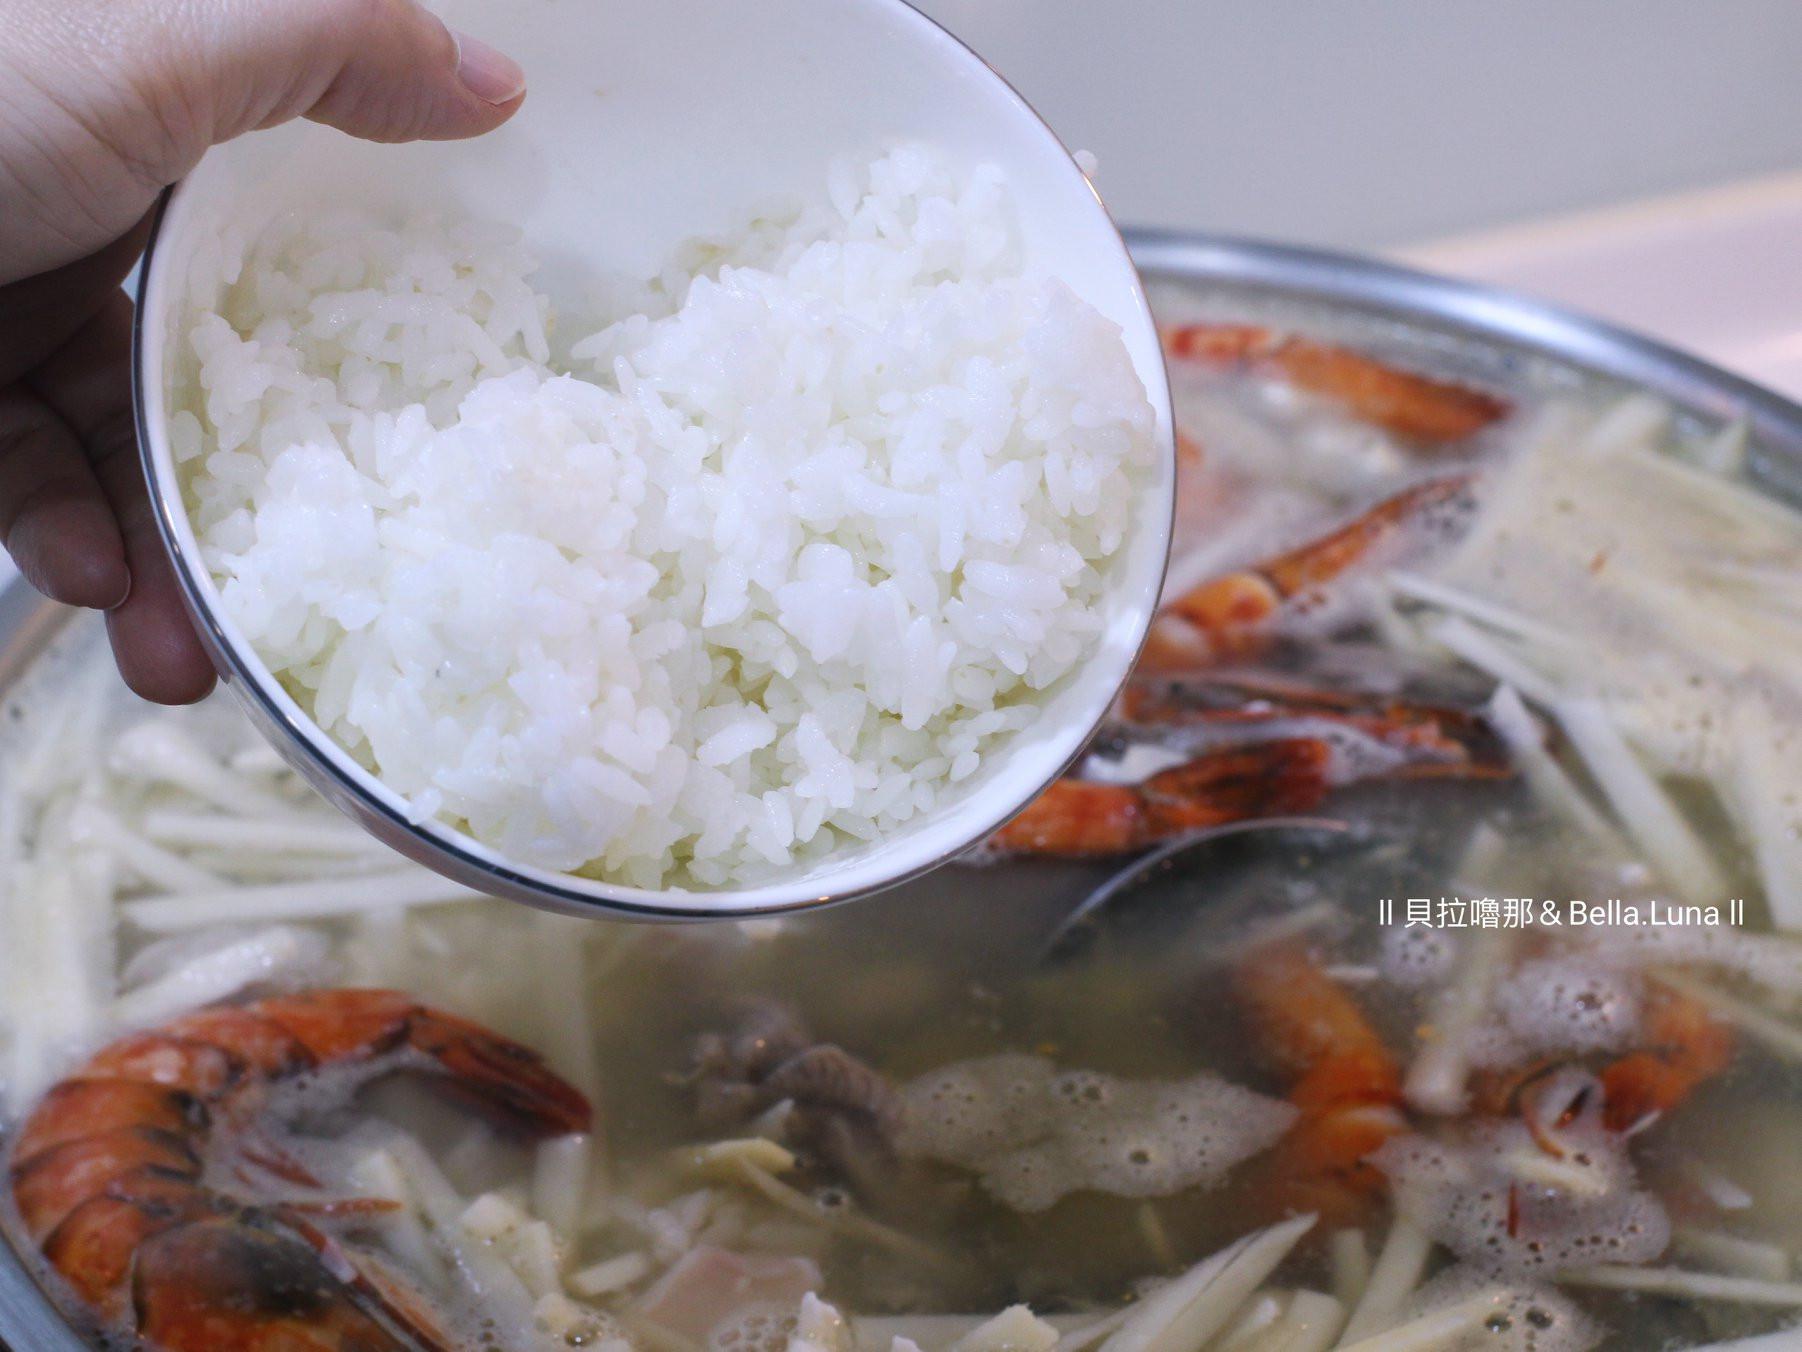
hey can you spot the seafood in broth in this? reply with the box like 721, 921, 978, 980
3, 286, 1802, 1352
11, 991, 589, 1350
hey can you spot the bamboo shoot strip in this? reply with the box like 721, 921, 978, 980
1387, 571, 1581, 651
531, 913, 603, 1103
1334, 1289, 1512, 1352
1050, 1307, 1135, 1352
1725, 716, 1802, 932
1681, 1326, 1802, 1351
569, 1252, 652, 1298
123, 869, 484, 931
1405, 927, 1514, 1116
1671, 1227, 1794, 1283
1583, 392, 1671, 458
70, 804, 224, 891
380, 1132, 544, 1328
108, 723, 292, 816
1628, 442, 1802, 535
1558, 1265, 1802, 1307
531, 1133, 594, 1238
729, 1157, 952, 1274
1217, 1291, 1286, 1349
1429, 618, 1563, 710
1484, 685, 1622, 849
111, 926, 326, 1029
1100, 1213, 1316, 1352
853, 1313, 1096, 1352
343, 1148, 446, 1285
1650, 968, 1802, 1064
1266, 1291, 1345, 1352
139, 810, 391, 857
1554, 696, 1726, 905
1328, 1231, 1370, 1311
1337, 1211, 1433, 1344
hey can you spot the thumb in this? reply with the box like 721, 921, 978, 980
227, 0, 528, 143
2, 0, 526, 279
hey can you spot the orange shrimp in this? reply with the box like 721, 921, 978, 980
1467, 979, 1735, 1139
1598, 979, 1735, 1134
1141, 476, 1474, 671
1232, 942, 1406, 1224
988, 686, 1508, 860
1120, 672, 1510, 781
985, 739, 1334, 859
1163, 323, 1509, 445
8, 988, 591, 1351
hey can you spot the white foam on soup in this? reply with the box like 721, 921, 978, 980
1379, 924, 1458, 988
1495, 958, 1642, 1058
895, 1054, 1296, 1213
1405, 1265, 1601, 1352
1373, 1122, 1669, 1279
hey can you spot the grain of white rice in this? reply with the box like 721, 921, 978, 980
178, 144, 1154, 889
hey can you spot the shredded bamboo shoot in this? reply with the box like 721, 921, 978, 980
124, 868, 484, 930
1328, 1231, 1370, 1312
1100, 1214, 1315, 1352
1264, 1291, 1345, 1352
1558, 1265, 1802, 1307
1681, 1326, 1802, 1351
1405, 926, 1515, 1115
1337, 1212, 1433, 1344
1650, 968, 1802, 1064
140, 809, 390, 857
1334, 1289, 1511, 1352
1672, 1227, 1794, 1283
1555, 696, 1726, 904
1484, 684, 1622, 849
1428, 617, 1563, 709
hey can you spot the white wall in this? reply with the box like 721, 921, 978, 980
914, 0, 1802, 248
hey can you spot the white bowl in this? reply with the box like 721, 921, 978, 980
132, 0, 1176, 919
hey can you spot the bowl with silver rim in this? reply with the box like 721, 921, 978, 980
128, 0, 1179, 923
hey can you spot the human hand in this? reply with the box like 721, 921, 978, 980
0, 0, 526, 702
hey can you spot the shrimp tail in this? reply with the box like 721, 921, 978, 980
985, 739, 1332, 859
254, 989, 592, 1137
1121, 672, 1511, 782
1144, 477, 1475, 670
1598, 980, 1734, 1133
8, 988, 592, 1346
1232, 942, 1405, 1224
1163, 323, 1510, 444
133, 1217, 425, 1352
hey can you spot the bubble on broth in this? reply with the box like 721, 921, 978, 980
1375, 1121, 1669, 1279
536, 1302, 627, 1350
1380, 924, 1458, 988
1495, 959, 1641, 1057
1405, 1266, 1601, 1352
709, 1302, 801, 1352
896, 1055, 1296, 1213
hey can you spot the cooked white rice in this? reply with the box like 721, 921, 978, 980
176, 145, 1155, 888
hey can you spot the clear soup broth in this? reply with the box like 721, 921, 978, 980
4, 279, 1802, 1352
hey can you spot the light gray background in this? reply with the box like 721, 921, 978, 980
915, 0, 1802, 249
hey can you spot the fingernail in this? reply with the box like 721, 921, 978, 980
452, 29, 527, 105
107, 566, 133, 611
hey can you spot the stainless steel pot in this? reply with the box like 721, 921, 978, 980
5, 230, 1801, 1350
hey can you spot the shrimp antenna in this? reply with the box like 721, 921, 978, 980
1037, 817, 1364, 967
